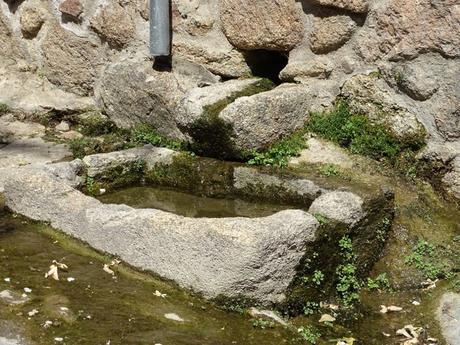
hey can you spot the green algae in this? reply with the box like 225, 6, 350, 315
0, 212, 297, 345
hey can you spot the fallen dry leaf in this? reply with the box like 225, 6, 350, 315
319, 314, 336, 323
103, 264, 115, 275
45, 265, 59, 281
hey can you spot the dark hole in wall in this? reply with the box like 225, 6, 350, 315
4, 0, 24, 13
243, 50, 289, 84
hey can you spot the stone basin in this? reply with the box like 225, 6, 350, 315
1, 146, 394, 306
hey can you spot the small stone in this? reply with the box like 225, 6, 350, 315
59, 0, 83, 19
55, 121, 70, 132
23, 287, 32, 293
310, 15, 357, 54
308, 191, 365, 226
58, 130, 83, 140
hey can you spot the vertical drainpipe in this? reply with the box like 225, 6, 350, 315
149, 0, 171, 56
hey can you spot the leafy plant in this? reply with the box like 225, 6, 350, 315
336, 236, 361, 306
303, 301, 320, 316
131, 124, 185, 151
247, 130, 308, 167
405, 240, 448, 280
297, 326, 321, 344
313, 213, 329, 225
307, 101, 423, 160
320, 164, 340, 177
366, 273, 390, 290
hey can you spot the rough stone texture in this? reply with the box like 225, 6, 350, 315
0, 68, 94, 113
41, 24, 104, 96
42, 159, 85, 188
19, 6, 45, 39
357, 0, 460, 61
220, 0, 304, 51
172, 35, 250, 78
234, 167, 324, 202
289, 137, 354, 169
308, 0, 369, 13
59, 0, 83, 19
219, 83, 334, 151
172, 0, 250, 78
442, 156, 460, 203
310, 15, 356, 54
83, 146, 176, 178
0, 138, 71, 170
437, 293, 460, 345
393, 60, 440, 102
176, 78, 262, 130
0, 115, 45, 142
2, 166, 320, 304
0, 10, 23, 66
309, 191, 365, 226
341, 74, 426, 140
90, 3, 135, 49
95, 57, 184, 138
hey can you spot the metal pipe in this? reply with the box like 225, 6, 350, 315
149, 0, 171, 56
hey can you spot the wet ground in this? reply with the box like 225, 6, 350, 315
1, 183, 459, 344
97, 185, 292, 218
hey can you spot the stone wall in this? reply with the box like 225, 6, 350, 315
0, 0, 459, 197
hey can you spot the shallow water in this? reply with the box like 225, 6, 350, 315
1, 179, 458, 344
97, 185, 292, 218
0, 212, 298, 345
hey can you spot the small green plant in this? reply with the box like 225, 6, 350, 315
131, 124, 185, 151
297, 326, 321, 344
86, 176, 96, 195
320, 164, 340, 177
312, 270, 325, 286
336, 236, 361, 306
252, 318, 275, 329
313, 213, 329, 225
303, 301, 320, 315
307, 102, 424, 161
366, 273, 390, 290
247, 130, 308, 167
405, 240, 447, 280
0, 103, 9, 114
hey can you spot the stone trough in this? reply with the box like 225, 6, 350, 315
1, 146, 394, 305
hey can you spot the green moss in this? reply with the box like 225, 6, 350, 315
76, 112, 118, 136
188, 79, 275, 160
0, 102, 9, 114
146, 153, 235, 197
85, 160, 146, 195
307, 101, 425, 161
68, 138, 99, 159
246, 129, 308, 167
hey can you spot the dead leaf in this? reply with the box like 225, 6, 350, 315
319, 314, 336, 323
45, 265, 59, 281
103, 264, 115, 275
336, 337, 355, 345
